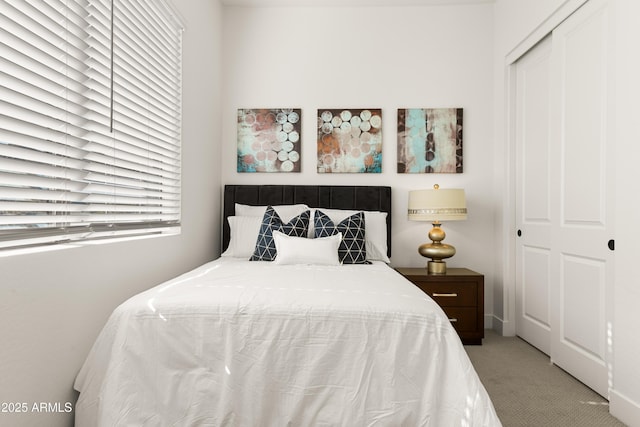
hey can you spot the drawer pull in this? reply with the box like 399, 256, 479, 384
433, 292, 458, 297
449, 318, 458, 323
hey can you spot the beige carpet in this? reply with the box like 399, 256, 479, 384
464, 330, 627, 427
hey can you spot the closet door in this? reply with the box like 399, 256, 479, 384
514, 35, 553, 356
515, 0, 614, 398
548, 0, 614, 398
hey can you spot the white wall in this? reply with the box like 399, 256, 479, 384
493, 0, 640, 424
611, 0, 640, 423
0, 1, 223, 426
221, 3, 496, 322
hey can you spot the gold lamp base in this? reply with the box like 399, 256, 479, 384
428, 260, 447, 275
418, 222, 456, 275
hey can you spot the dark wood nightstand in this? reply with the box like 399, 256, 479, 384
395, 267, 484, 345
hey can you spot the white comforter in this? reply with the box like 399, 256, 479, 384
74, 258, 501, 426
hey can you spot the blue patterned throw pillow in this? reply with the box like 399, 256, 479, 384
250, 206, 310, 261
314, 210, 367, 264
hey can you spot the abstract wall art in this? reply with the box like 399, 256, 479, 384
397, 108, 463, 173
317, 108, 382, 173
237, 108, 301, 172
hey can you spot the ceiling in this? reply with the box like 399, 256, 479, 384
220, 0, 493, 7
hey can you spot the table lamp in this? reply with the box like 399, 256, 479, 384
408, 184, 467, 274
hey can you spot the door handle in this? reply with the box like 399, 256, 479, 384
608, 239, 615, 251
517, 229, 522, 237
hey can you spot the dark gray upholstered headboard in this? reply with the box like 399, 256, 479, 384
223, 185, 392, 257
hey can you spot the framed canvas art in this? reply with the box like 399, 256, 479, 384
317, 108, 382, 173
397, 108, 463, 173
237, 108, 301, 172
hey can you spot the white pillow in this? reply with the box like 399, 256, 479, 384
309, 208, 390, 263
221, 216, 263, 258
273, 230, 341, 265
235, 203, 309, 222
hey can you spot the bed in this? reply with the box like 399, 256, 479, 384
74, 185, 501, 426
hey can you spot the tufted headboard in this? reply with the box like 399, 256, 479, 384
223, 185, 392, 257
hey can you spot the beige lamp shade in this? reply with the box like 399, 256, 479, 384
408, 187, 467, 222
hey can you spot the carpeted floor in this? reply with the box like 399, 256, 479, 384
464, 330, 627, 427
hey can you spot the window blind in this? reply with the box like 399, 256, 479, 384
0, 0, 183, 250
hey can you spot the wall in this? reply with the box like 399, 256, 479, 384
493, 0, 640, 424
611, 0, 640, 423
220, 3, 496, 322
0, 1, 223, 426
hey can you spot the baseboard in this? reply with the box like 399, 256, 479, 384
489, 315, 516, 337
610, 389, 640, 427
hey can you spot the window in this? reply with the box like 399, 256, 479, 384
0, 0, 183, 250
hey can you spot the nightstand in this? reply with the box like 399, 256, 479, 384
396, 267, 484, 345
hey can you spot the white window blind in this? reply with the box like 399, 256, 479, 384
0, 0, 183, 250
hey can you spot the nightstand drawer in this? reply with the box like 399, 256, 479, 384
395, 267, 484, 345
441, 307, 477, 332
411, 282, 477, 307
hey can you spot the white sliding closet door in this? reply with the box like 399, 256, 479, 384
548, 0, 615, 398
514, 35, 553, 356
515, 0, 615, 398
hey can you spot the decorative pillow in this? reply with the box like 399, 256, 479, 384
235, 203, 309, 223
221, 216, 263, 258
272, 230, 341, 265
314, 210, 367, 264
250, 206, 310, 261
310, 208, 389, 263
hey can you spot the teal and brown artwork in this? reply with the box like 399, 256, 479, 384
237, 108, 301, 172
397, 108, 463, 173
